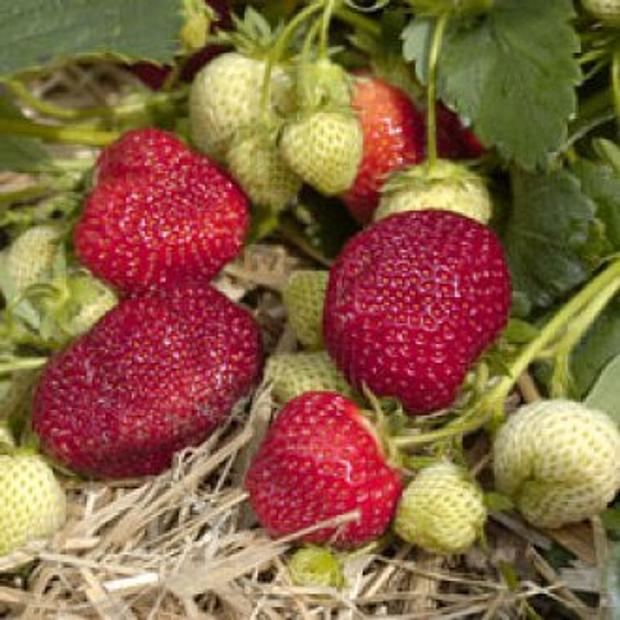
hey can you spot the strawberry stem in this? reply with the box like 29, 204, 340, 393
394, 257, 620, 447
334, 7, 380, 37
319, 0, 337, 59
0, 357, 47, 374
0, 118, 119, 146
260, 1, 324, 115
612, 48, 620, 119
4, 80, 183, 123
426, 14, 449, 167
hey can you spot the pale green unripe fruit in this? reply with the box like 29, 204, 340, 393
280, 111, 363, 196
375, 160, 492, 224
394, 462, 486, 554
282, 270, 328, 350
4, 225, 61, 297
0, 452, 66, 555
266, 351, 356, 403
288, 546, 344, 588
493, 399, 620, 529
226, 128, 302, 210
582, 0, 620, 27
189, 52, 293, 160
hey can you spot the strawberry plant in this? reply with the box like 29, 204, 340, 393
0, 0, 618, 617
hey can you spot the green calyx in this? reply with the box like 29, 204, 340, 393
180, 0, 214, 52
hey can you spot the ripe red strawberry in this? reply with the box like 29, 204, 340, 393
33, 283, 262, 478
323, 210, 511, 414
245, 391, 402, 549
75, 155, 249, 293
436, 103, 485, 161
95, 128, 195, 183
341, 76, 425, 224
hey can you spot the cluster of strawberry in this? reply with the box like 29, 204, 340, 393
32, 130, 263, 478
246, 209, 512, 551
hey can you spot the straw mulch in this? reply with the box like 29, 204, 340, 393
0, 63, 610, 619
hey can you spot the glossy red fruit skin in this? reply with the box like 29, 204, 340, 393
95, 128, 195, 183
33, 284, 262, 478
436, 103, 485, 161
75, 156, 249, 293
246, 391, 402, 549
323, 210, 511, 414
341, 76, 425, 224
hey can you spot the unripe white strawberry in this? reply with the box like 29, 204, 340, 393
226, 125, 302, 211
288, 546, 344, 588
2, 225, 61, 299
493, 400, 620, 529
189, 52, 293, 160
0, 452, 66, 555
282, 270, 328, 350
394, 462, 487, 554
375, 160, 492, 224
266, 351, 356, 403
280, 111, 363, 196
582, 0, 620, 27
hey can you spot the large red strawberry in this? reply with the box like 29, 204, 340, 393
33, 284, 262, 478
341, 76, 425, 224
75, 151, 249, 293
323, 210, 511, 414
245, 391, 402, 549
95, 128, 195, 183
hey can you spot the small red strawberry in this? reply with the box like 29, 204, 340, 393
245, 391, 402, 549
95, 128, 195, 183
33, 283, 262, 478
436, 103, 485, 161
75, 154, 249, 293
341, 76, 426, 224
323, 210, 511, 414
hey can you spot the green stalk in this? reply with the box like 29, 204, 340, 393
334, 6, 381, 36
0, 357, 47, 374
0, 118, 119, 146
425, 14, 449, 166
394, 258, 620, 447
612, 48, 620, 120
4, 79, 182, 122
259, 1, 324, 116
319, 0, 337, 58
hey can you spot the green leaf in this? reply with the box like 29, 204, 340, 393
0, 96, 50, 172
585, 354, 620, 424
0, 0, 183, 77
571, 296, 620, 398
403, 0, 581, 169
573, 159, 620, 253
503, 168, 595, 316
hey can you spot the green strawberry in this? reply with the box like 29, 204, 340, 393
226, 123, 302, 211
394, 462, 487, 554
493, 399, 620, 529
189, 52, 293, 160
0, 225, 62, 301
266, 351, 356, 403
0, 451, 66, 555
282, 270, 328, 350
288, 546, 345, 588
582, 0, 620, 26
375, 160, 492, 224
280, 111, 363, 196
